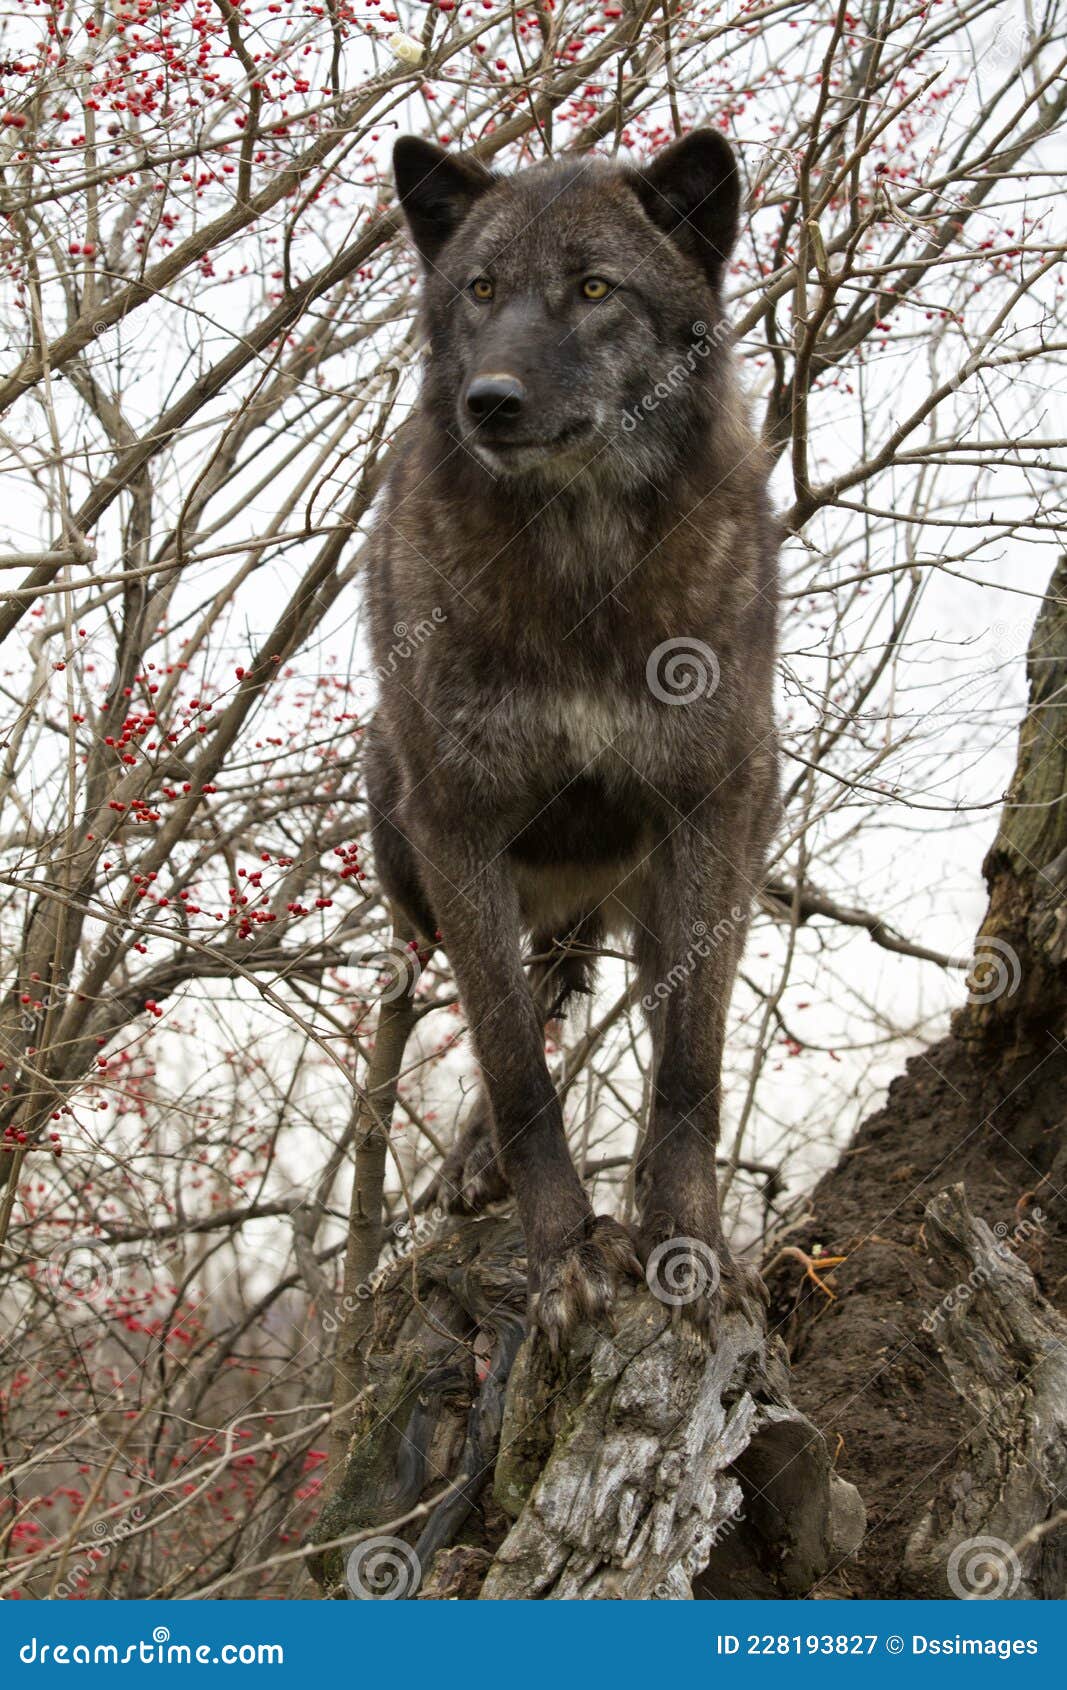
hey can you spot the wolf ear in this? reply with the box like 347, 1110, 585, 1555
393, 137, 495, 266
630, 130, 741, 291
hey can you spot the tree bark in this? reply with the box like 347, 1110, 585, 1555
959, 552, 1067, 1045
904, 1185, 1067, 1599
325, 958, 419, 1481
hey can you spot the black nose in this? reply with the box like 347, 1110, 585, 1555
465, 373, 527, 422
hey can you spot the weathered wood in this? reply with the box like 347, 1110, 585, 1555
905, 1185, 1067, 1599
310, 1211, 863, 1599
310, 1214, 527, 1597
961, 555, 1067, 1041
485, 1282, 864, 1599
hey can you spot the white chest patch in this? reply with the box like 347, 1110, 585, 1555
538, 690, 650, 766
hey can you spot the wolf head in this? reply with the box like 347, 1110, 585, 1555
393, 132, 741, 482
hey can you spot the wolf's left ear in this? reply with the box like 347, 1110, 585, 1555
630, 130, 741, 291
394, 136, 496, 266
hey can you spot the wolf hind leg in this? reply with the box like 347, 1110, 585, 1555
435, 1088, 510, 1214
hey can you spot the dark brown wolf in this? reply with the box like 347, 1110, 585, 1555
365, 129, 779, 1346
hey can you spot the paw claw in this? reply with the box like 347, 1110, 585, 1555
717, 1258, 769, 1323
530, 1216, 640, 1350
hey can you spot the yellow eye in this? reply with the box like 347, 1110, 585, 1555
470, 277, 494, 301
580, 276, 611, 300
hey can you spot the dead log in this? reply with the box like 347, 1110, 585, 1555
309, 1211, 863, 1599
904, 1184, 1067, 1599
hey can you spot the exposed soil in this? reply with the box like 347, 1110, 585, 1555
768, 1024, 1067, 1598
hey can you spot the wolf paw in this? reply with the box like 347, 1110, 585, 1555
639, 1222, 766, 1342
530, 1216, 642, 1352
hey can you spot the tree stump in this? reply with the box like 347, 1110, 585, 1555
309, 1211, 864, 1599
